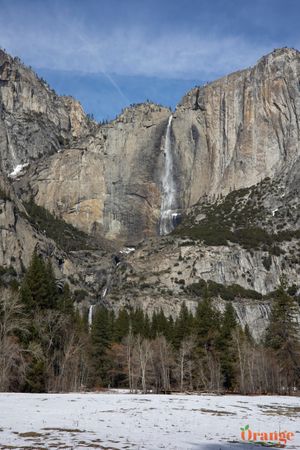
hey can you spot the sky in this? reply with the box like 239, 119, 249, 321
0, 0, 299, 121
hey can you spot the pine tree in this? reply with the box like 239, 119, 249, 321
165, 315, 175, 342
20, 251, 58, 311
143, 313, 151, 339
193, 298, 220, 353
45, 259, 58, 309
217, 302, 238, 390
191, 298, 221, 391
109, 309, 115, 340
265, 286, 300, 391
58, 283, 74, 314
156, 308, 169, 335
151, 310, 159, 338
114, 308, 130, 342
24, 358, 47, 393
89, 306, 113, 386
130, 308, 146, 336
173, 303, 194, 348
19, 281, 34, 313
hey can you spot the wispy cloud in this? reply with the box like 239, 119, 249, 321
0, 1, 283, 80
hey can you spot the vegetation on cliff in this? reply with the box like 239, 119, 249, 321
23, 199, 99, 252
174, 180, 300, 254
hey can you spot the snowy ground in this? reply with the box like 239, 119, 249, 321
0, 392, 299, 449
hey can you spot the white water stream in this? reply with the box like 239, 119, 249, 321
160, 115, 178, 235
88, 305, 94, 329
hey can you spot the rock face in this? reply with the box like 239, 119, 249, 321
171, 48, 300, 209
0, 49, 89, 173
102, 232, 298, 341
18, 103, 171, 243
13, 47, 300, 243
0, 172, 64, 274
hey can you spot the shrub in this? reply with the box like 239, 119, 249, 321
186, 279, 262, 300
23, 199, 97, 252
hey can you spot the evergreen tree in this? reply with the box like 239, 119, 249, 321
217, 302, 238, 390
151, 310, 159, 338
109, 309, 115, 340
89, 306, 113, 386
186, 298, 221, 391
19, 281, 34, 313
45, 259, 58, 309
173, 303, 194, 348
143, 313, 151, 339
265, 286, 300, 390
114, 308, 130, 342
193, 298, 220, 353
20, 250, 58, 311
165, 315, 175, 342
151, 308, 169, 337
24, 358, 47, 393
58, 283, 73, 314
130, 308, 146, 336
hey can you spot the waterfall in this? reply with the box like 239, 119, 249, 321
160, 115, 179, 235
88, 305, 94, 329
7, 131, 18, 166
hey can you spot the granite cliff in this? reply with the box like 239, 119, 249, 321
0, 47, 299, 337
9, 47, 300, 244
173, 48, 300, 207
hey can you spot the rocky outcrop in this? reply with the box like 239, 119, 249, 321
101, 229, 299, 340
0, 172, 64, 274
0, 49, 89, 173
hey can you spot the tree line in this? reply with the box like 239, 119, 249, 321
0, 251, 299, 394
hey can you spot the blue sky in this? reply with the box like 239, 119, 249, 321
0, 0, 299, 120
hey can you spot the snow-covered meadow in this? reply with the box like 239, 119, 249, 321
0, 392, 299, 449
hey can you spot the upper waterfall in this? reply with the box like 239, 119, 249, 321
160, 115, 179, 235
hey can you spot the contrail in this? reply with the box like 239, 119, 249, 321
76, 30, 131, 105
102, 71, 130, 105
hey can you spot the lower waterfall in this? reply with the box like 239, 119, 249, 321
88, 305, 94, 329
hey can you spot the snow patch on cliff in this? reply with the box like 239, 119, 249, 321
9, 163, 29, 178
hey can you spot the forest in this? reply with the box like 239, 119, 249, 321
0, 251, 299, 395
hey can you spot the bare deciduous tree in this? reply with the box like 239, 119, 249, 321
151, 336, 174, 393
124, 327, 137, 392
175, 337, 195, 392
34, 310, 89, 392
0, 288, 28, 391
136, 335, 152, 393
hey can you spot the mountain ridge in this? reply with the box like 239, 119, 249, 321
0, 46, 299, 336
